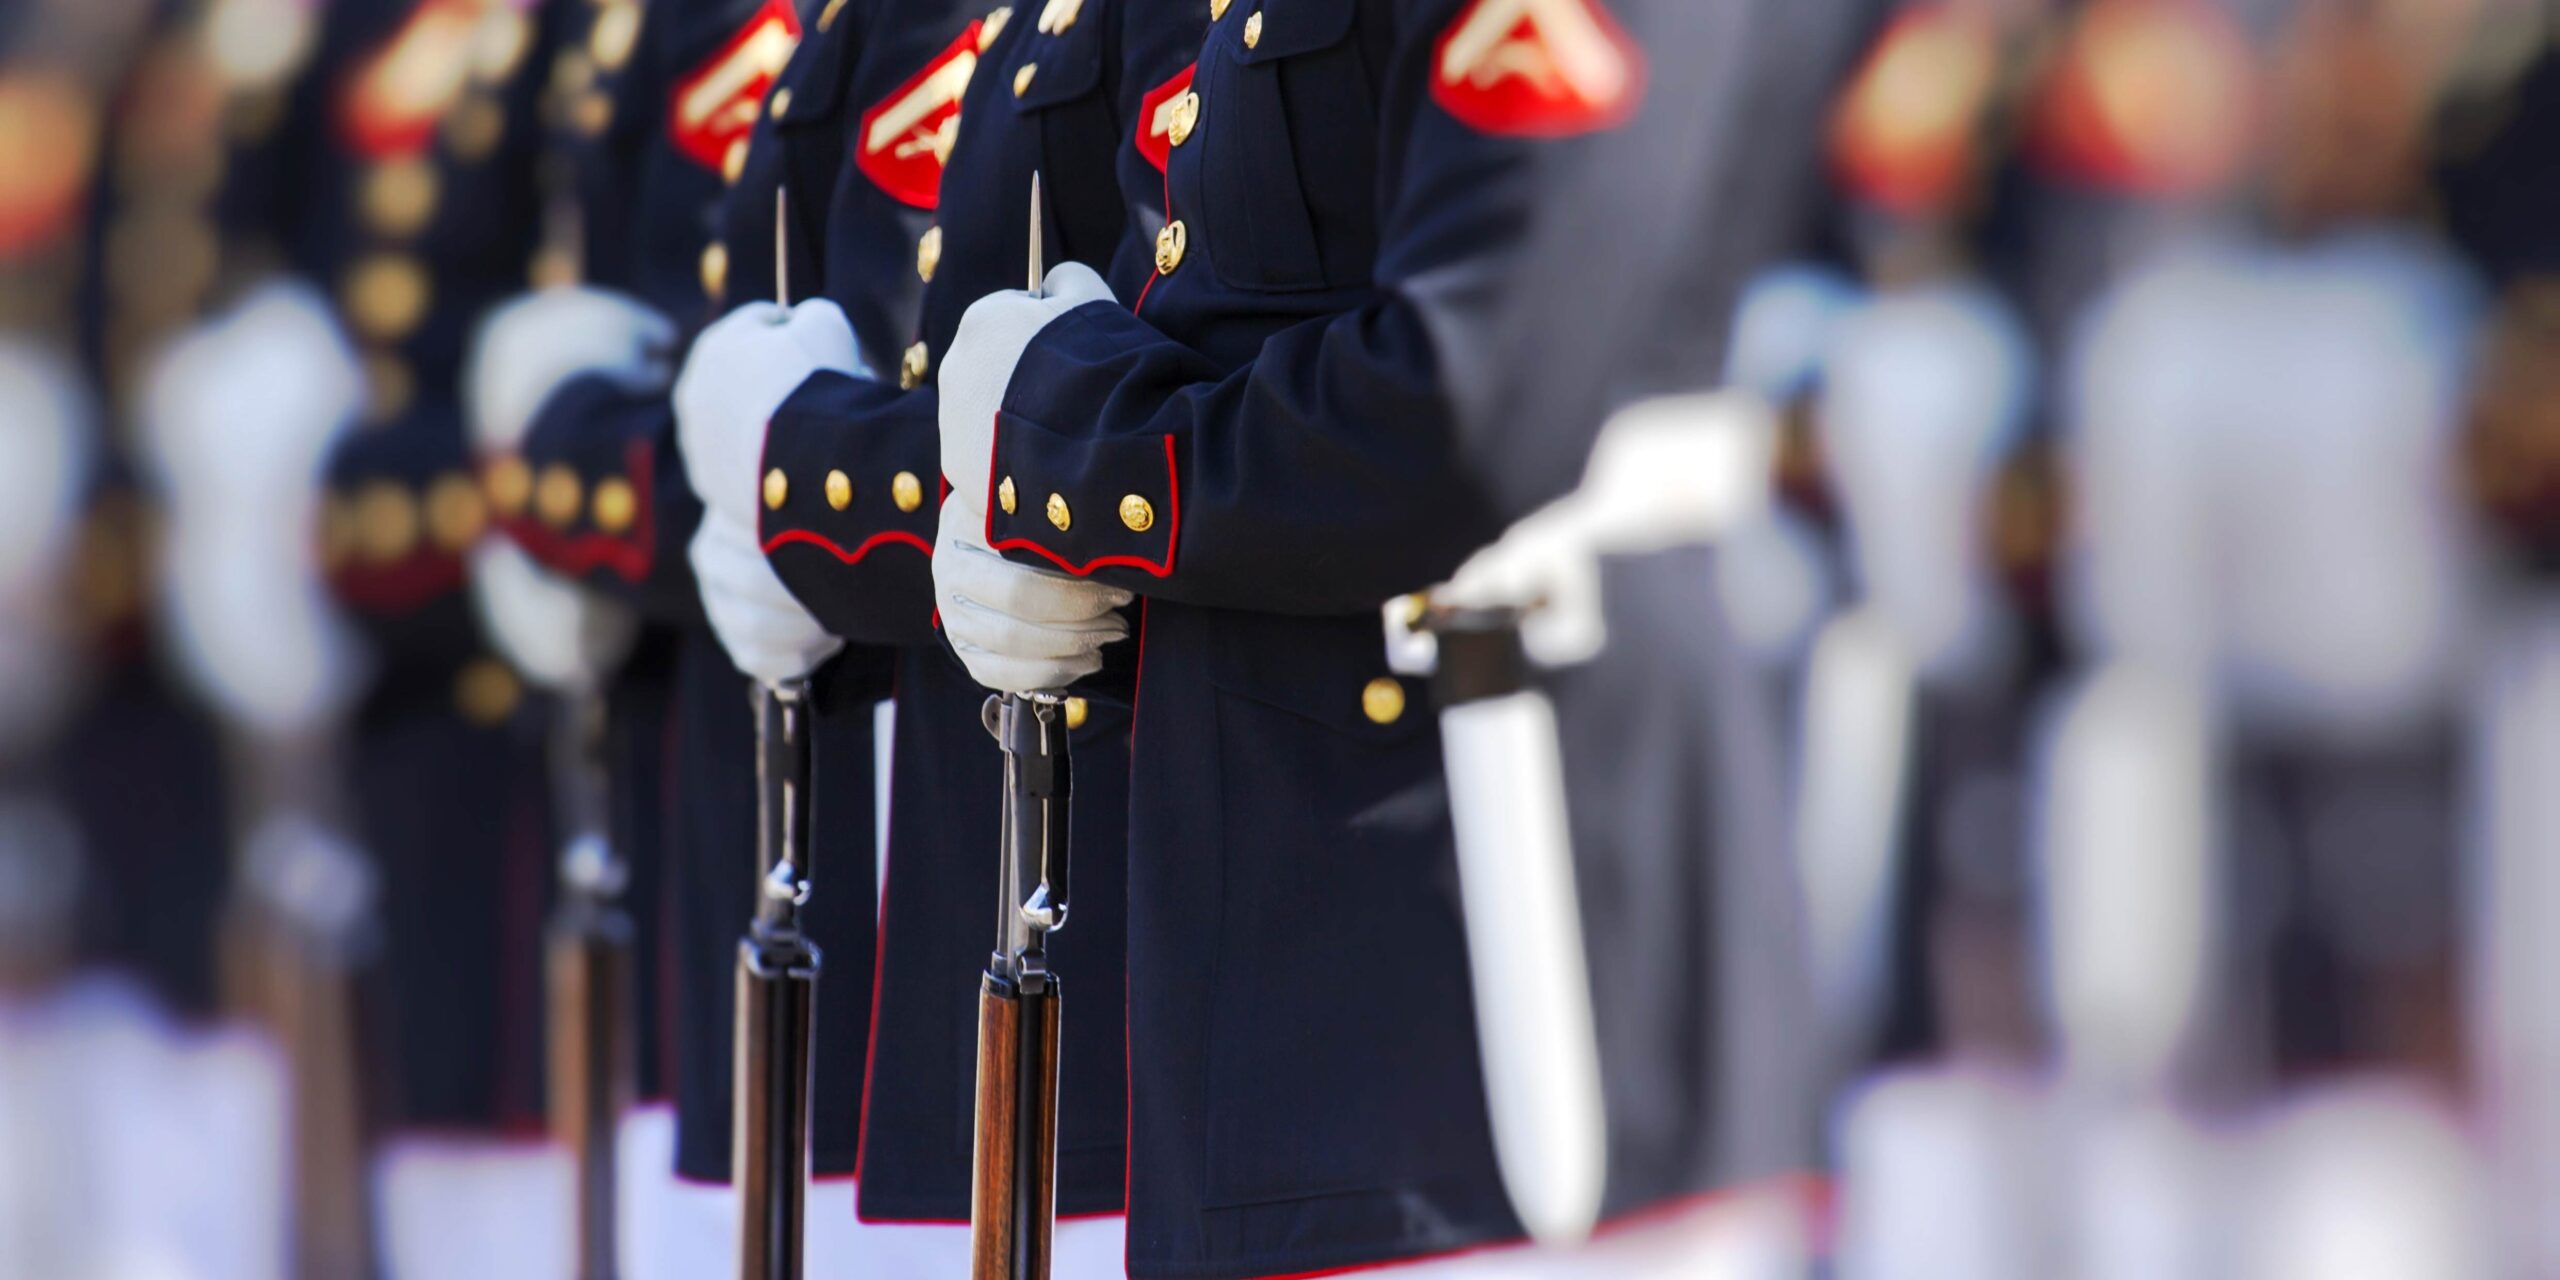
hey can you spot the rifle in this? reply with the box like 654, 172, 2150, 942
734, 680, 820, 1280
969, 692, 1072, 1280
544, 691, 635, 1280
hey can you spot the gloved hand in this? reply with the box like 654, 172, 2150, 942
139, 282, 367, 734
932, 495, 1130, 694
937, 261, 1115, 513
675, 298, 863, 532
467, 286, 674, 455
689, 515, 841, 687
469, 542, 639, 691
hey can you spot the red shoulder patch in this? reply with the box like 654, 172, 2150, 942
856, 21, 984, 208
341, 0, 480, 158
1136, 63, 1196, 173
1827, 4, 2000, 216
2025, 0, 2255, 197
669, 0, 802, 173
1430, 0, 1643, 138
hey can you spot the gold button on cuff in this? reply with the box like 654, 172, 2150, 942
1063, 696, 1089, 730
356, 482, 420, 563
537, 464, 584, 527
892, 471, 925, 513
363, 158, 438, 238
1169, 90, 1199, 146
1118, 493, 1154, 532
917, 225, 942, 282
426, 472, 488, 549
456, 658, 523, 725
1361, 676, 1406, 725
769, 86, 793, 118
486, 455, 533, 516
1243, 10, 1261, 46
722, 137, 749, 184
1045, 492, 1071, 531
344, 254, 430, 342
1154, 219, 1187, 275
900, 340, 930, 389
1209, 0, 1228, 20
825, 469, 853, 510
1013, 63, 1038, 97
997, 476, 1017, 515
701, 241, 729, 298
592, 476, 638, 532
762, 467, 790, 510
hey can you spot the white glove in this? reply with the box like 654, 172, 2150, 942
689, 515, 841, 687
466, 286, 675, 455
937, 261, 1116, 513
469, 542, 638, 691
140, 282, 368, 735
674, 298, 862, 532
933, 496, 1130, 694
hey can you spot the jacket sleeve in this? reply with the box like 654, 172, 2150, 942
756, 371, 944, 646
980, 0, 1547, 616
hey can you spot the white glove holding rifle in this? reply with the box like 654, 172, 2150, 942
673, 297, 863, 686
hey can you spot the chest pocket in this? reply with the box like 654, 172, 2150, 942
1195, 0, 1375, 293
1003, 0, 1123, 264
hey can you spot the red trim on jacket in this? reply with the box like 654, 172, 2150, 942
761, 527, 933, 563
983, 426, 1179, 578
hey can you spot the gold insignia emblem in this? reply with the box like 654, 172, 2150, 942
1154, 219, 1187, 274
1118, 494, 1155, 532
1045, 492, 1071, 531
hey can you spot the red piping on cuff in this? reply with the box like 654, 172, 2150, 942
984, 428, 1179, 579
329, 553, 467, 614
762, 527, 934, 563
500, 516, 652, 583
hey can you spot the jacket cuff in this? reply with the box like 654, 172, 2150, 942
488, 370, 702, 620
984, 404, 1177, 580
757, 371, 942, 646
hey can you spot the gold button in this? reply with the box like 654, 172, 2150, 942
362, 353, 412, 424
997, 476, 1017, 515
917, 225, 942, 282
1154, 219, 1187, 275
1118, 494, 1154, 532
592, 476, 638, 532
355, 482, 419, 563
1037, 0, 1081, 34
763, 467, 790, 510
1243, 10, 1261, 47
449, 96, 506, 159
1014, 63, 1038, 97
769, 86, 793, 118
538, 464, 584, 527
1063, 696, 1089, 730
426, 472, 488, 549
979, 6, 1012, 48
572, 88, 613, 136
722, 137, 749, 184
486, 455, 532, 517
825, 470, 853, 510
1045, 492, 1071, 531
363, 158, 438, 238
343, 254, 430, 342
701, 241, 729, 299
892, 471, 925, 513
588, 0, 641, 67
455, 658, 523, 725
900, 340, 930, 389
816, 0, 849, 32
1209, 0, 1228, 20
472, 6, 532, 79
1168, 90, 1199, 146
1361, 677, 1406, 725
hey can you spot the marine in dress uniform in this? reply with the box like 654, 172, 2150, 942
683, 0, 1209, 1259
922, 0, 1764, 1274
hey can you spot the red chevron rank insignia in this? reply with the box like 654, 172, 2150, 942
857, 22, 983, 208
1137, 64, 1196, 173
1431, 0, 1642, 137
670, 0, 801, 173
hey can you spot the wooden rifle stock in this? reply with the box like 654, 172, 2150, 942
546, 693, 635, 1280
970, 694, 1073, 1280
735, 681, 819, 1280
